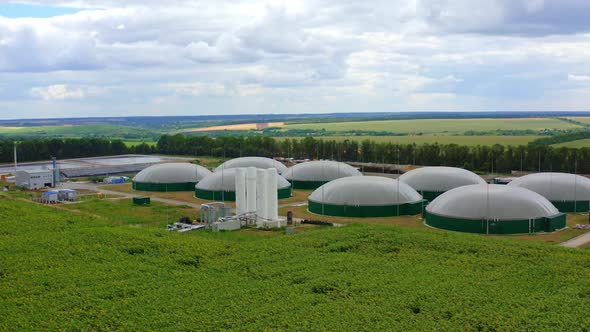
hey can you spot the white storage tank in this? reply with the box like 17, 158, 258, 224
508, 172, 590, 212
215, 157, 287, 173
399, 166, 485, 201
308, 176, 424, 217
282, 160, 362, 189
425, 184, 566, 234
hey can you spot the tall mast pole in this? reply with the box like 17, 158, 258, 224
14, 141, 18, 174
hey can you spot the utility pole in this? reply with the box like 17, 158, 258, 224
13, 141, 18, 174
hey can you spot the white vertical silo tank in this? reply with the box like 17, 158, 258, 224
266, 168, 279, 221
256, 168, 268, 225
246, 167, 257, 213
235, 168, 247, 215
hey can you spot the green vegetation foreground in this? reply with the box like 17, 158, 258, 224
2, 196, 590, 330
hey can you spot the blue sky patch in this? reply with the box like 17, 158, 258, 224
0, 3, 82, 18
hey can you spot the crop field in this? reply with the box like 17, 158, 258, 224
0, 125, 66, 134
2, 194, 590, 330
552, 138, 590, 148
184, 122, 285, 132
277, 135, 541, 146
284, 118, 580, 134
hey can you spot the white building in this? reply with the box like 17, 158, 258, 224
16, 170, 54, 190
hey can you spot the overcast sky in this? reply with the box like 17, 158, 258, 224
1, 0, 590, 119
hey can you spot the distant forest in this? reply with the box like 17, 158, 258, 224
2, 135, 589, 174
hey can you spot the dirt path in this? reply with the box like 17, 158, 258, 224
559, 232, 590, 248
63, 182, 202, 209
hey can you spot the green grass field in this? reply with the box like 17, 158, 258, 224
566, 117, 590, 125
2, 193, 590, 330
0, 124, 159, 139
284, 118, 580, 134
277, 135, 541, 146
552, 138, 590, 148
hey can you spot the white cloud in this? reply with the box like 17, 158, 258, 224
568, 74, 590, 81
30, 84, 85, 101
0, 0, 589, 118
168, 82, 228, 96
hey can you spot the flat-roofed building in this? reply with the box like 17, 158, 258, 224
16, 170, 54, 190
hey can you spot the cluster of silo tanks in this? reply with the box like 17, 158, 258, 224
131, 157, 590, 235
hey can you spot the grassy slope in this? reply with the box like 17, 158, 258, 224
276, 135, 541, 146
284, 118, 580, 134
2, 195, 590, 330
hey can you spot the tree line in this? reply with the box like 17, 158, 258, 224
529, 131, 590, 146
158, 135, 590, 174
0, 138, 156, 163
2, 135, 590, 174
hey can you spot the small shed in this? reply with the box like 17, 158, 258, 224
105, 176, 126, 184
42, 191, 59, 204
133, 196, 151, 205
58, 189, 78, 201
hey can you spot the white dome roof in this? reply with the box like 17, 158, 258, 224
308, 176, 422, 206
215, 157, 287, 172
282, 160, 362, 181
133, 163, 211, 183
426, 184, 560, 220
399, 166, 485, 192
196, 168, 291, 191
507, 172, 590, 201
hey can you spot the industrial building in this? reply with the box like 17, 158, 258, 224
0, 155, 194, 179
215, 157, 287, 173
15, 169, 55, 190
425, 184, 566, 234
282, 160, 362, 189
132, 163, 212, 192
399, 166, 486, 201
195, 168, 292, 201
508, 172, 590, 212
308, 176, 425, 217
